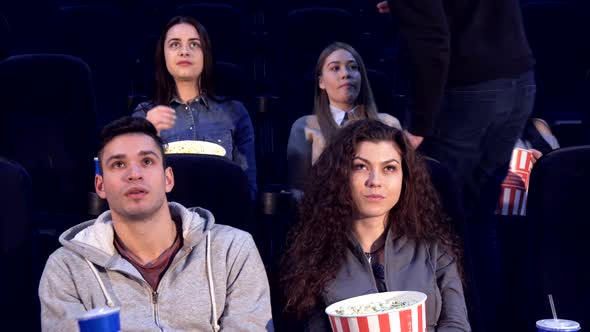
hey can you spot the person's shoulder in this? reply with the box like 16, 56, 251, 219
422, 238, 456, 265
377, 113, 402, 129
211, 224, 253, 242
210, 224, 256, 254
395, 236, 437, 256
210, 96, 246, 110
292, 115, 318, 131
44, 246, 85, 270
208, 97, 252, 120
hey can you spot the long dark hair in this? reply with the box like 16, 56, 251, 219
314, 42, 379, 142
153, 16, 215, 105
280, 119, 462, 318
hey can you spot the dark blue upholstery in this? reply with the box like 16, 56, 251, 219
520, 145, 590, 329
285, 7, 356, 74
0, 13, 8, 60
522, 1, 590, 123
0, 54, 97, 230
0, 159, 39, 331
165, 154, 254, 234
50, 5, 130, 127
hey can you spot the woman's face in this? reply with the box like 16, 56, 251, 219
164, 23, 204, 83
350, 140, 403, 222
319, 48, 361, 111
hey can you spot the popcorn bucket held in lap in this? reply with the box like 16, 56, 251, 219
325, 291, 427, 332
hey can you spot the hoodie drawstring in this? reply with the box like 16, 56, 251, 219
85, 258, 115, 308
206, 230, 220, 332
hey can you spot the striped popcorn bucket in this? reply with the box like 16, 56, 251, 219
496, 148, 533, 216
325, 291, 427, 332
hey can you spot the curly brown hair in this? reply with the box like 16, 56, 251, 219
280, 119, 462, 318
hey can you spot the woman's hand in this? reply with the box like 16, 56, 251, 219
377, 1, 390, 14
403, 130, 424, 149
530, 148, 543, 165
146, 106, 176, 134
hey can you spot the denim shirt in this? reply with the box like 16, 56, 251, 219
133, 96, 257, 198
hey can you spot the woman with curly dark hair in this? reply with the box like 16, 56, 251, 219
280, 119, 470, 331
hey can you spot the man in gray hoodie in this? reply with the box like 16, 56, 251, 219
38, 116, 273, 331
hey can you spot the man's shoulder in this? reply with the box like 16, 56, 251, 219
210, 224, 253, 243
44, 245, 86, 271
207, 224, 258, 257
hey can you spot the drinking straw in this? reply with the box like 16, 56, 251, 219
548, 294, 558, 321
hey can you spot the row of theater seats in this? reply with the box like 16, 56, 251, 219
0, 1, 401, 125
1, 1, 589, 127
3, 144, 589, 330
470, 145, 590, 331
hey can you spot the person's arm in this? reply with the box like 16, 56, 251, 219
385, 0, 450, 137
219, 232, 273, 331
287, 117, 312, 192
131, 101, 176, 135
232, 102, 258, 199
435, 248, 471, 331
39, 251, 87, 332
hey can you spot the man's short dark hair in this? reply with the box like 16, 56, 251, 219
97, 116, 167, 173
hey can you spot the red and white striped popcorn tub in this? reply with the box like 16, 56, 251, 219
325, 291, 427, 332
496, 148, 534, 216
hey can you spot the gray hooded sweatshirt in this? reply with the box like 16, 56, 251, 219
39, 202, 273, 331
307, 234, 470, 332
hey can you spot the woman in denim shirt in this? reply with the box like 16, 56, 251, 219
133, 16, 257, 197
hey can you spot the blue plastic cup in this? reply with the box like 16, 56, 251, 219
537, 319, 581, 332
78, 307, 120, 332
94, 157, 101, 176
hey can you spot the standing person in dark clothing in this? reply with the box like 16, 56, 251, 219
377, 2, 536, 331
377, 0, 536, 216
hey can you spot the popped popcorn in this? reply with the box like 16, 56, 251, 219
334, 298, 415, 315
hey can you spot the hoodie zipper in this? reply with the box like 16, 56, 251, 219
150, 246, 195, 329
355, 238, 388, 293
152, 290, 161, 330
364, 255, 380, 292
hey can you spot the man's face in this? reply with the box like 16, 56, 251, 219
96, 133, 174, 221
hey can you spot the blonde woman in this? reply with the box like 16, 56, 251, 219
287, 42, 401, 191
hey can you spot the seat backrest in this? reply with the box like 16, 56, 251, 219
367, 69, 403, 121
522, 1, 590, 89
0, 158, 32, 257
521, 1, 590, 119
165, 154, 254, 232
50, 5, 130, 126
523, 145, 590, 328
286, 8, 357, 74
0, 13, 8, 60
0, 54, 97, 219
214, 61, 251, 104
0, 158, 39, 331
